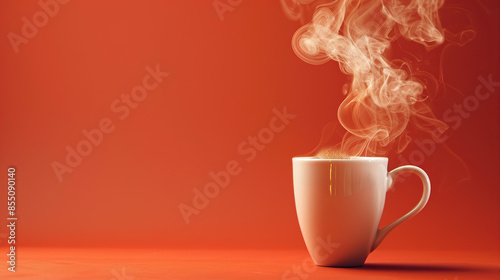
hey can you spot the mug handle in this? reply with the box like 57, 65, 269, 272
371, 165, 431, 252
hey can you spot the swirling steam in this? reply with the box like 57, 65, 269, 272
283, 0, 450, 157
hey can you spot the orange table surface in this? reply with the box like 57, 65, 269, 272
1, 248, 499, 280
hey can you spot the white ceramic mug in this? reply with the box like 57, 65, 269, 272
292, 157, 430, 267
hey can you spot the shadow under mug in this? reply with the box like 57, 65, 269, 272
292, 157, 430, 267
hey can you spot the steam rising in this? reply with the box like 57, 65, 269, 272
283, 0, 449, 157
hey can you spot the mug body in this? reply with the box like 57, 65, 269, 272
292, 157, 388, 267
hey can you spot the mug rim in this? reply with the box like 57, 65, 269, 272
293, 156, 388, 162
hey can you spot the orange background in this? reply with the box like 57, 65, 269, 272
0, 0, 498, 257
